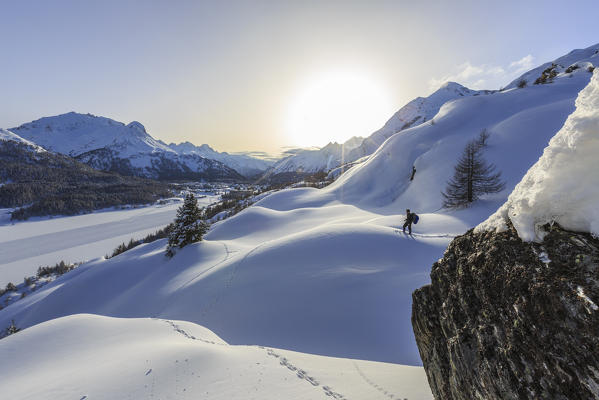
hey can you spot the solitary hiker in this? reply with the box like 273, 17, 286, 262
410, 165, 416, 181
403, 209, 416, 234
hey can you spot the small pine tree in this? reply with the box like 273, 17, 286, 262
166, 193, 209, 257
442, 137, 505, 208
4, 320, 20, 337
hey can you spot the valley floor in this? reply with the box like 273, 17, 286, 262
0, 195, 218, 286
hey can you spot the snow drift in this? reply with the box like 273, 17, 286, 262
477, 69, 599, 241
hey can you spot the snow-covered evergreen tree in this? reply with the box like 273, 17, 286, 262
166, 193, 209, 257
442, 136, 504, 208
3, 320, 20, 337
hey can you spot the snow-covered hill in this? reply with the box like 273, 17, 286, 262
267, 82, 487, 178
325, 43, 598, 208
347, 82, 490, 163
0, 199, 465, 365
168, 141, 274, 177
0, 314, 432, 399
9, 113, 243, 181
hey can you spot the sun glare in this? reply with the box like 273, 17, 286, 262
285, 70, 395, 148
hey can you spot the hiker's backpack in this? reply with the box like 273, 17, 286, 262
412, 213, 419, 224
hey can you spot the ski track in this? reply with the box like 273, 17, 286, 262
352, 360, 407, 400
152, 241, 236, 319
160, 318, 349, 399
198, 240, 269, 320
177, 241, 237, 291
393, 229, 455, 239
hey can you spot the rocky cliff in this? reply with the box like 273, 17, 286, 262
412, 223, 599, 399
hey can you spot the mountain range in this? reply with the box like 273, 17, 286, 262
3, 42, 598, 186
6, 113, 264, 181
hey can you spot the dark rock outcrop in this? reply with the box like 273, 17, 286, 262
412, 223, 599, 400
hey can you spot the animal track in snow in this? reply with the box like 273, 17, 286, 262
159, 319, 225, 347
352, 361, 404, 399
263, 347, 348, 398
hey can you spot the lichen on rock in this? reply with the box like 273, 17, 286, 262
412, 223, 599, 399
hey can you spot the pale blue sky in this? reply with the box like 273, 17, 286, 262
1, 0, 597, 152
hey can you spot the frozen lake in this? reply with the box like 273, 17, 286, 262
0, 195, 218, 286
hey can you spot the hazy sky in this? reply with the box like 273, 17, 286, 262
1, 0, 598, 153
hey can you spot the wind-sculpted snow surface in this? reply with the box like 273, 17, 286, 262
0, 314, 432, 399
477, 70, 599, 241
0, 188, 467, 365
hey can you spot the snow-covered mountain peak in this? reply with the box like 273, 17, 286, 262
434, 81, 474, 95
125, 121, 148, 134
10, 112, 173, 157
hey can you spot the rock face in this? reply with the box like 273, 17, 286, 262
412, 224, 599, 399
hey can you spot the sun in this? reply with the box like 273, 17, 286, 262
285, 70, 395, 148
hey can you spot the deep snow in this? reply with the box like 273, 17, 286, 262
477, 69, 599, 241
0, 194, 467, 365
0, 314, 432, 399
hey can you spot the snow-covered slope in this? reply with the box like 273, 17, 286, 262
9, 112, 242, 181
348, 82, 489, 162
477, 69, 599, 241
0, 194, 468, 365
323, 44, 598, 209
268, 82, 486, 178
169, 142, 274, 177
0, 314, 432, 399
0, 128, 45, 152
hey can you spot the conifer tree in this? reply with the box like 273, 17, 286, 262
442, 135, 505, 208
4, 320, 20, 337
166, 193, 209, 257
